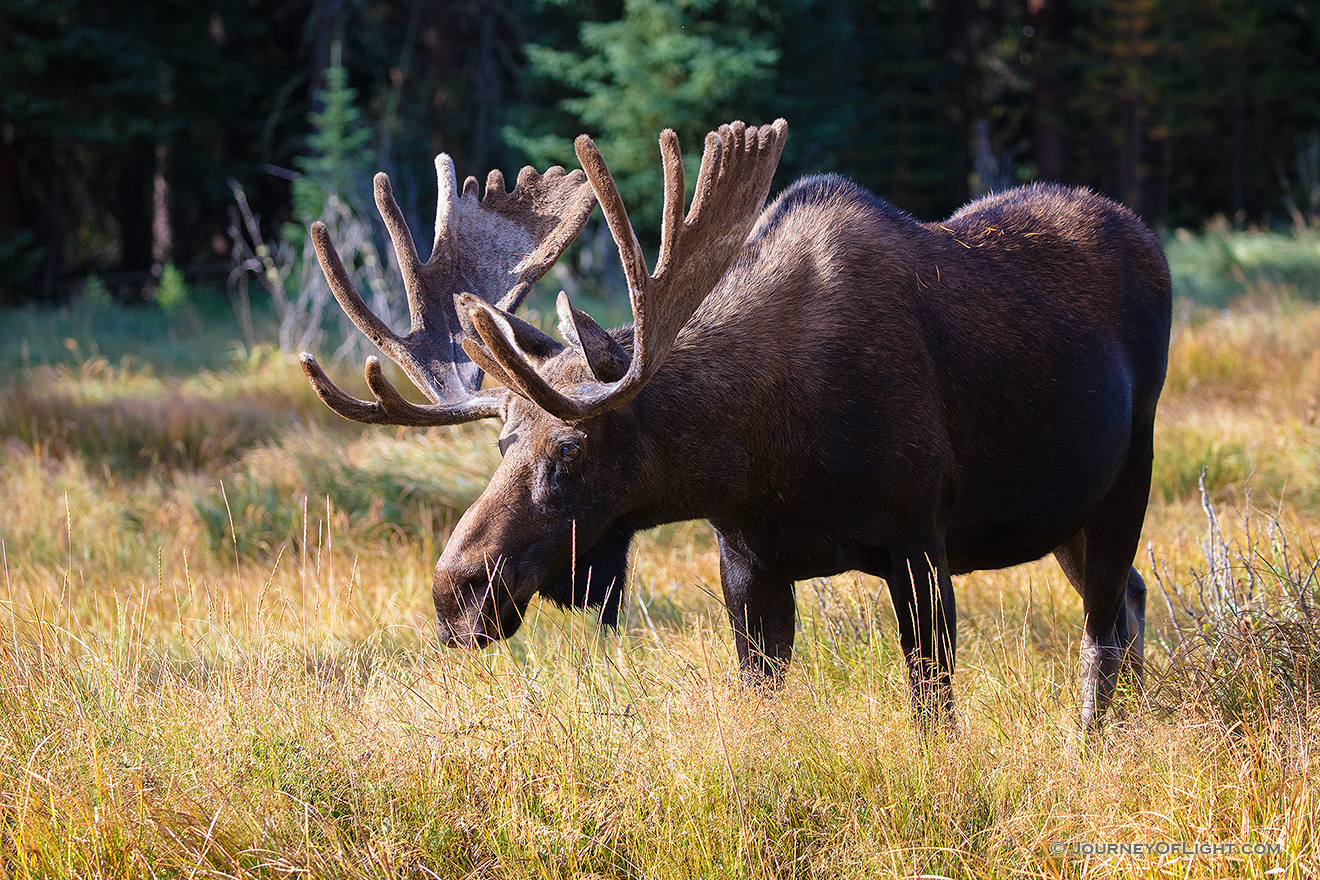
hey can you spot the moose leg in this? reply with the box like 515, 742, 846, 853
716, 532, 796, 687
884, 544, 957, 727
1122, 568, 1147, 687
1053, 424, 1154, 733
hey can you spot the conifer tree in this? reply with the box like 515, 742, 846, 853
511, 0, 779, 231
293, 41, 375, 224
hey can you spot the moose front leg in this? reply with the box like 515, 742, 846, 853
884, 544, 957, 728
716, 531, 796, 687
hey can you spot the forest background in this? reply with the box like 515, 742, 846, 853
3, 2, 1320, 876
3, 0, 1320, 310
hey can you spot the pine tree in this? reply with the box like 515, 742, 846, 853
293, 41, 375, 223
510, 0, 779, 231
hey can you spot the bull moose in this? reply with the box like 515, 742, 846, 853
299, 119, 1172, 730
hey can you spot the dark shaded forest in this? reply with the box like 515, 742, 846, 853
2, 0, 1318, 305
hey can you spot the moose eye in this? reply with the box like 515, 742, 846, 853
557, 441, 581, 464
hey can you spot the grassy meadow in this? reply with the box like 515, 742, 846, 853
1, 227, 1319, 878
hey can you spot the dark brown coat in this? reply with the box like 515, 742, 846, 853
305, 123, 1171, 730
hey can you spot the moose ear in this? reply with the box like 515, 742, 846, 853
454, 293, 563, 366
556, 291, 630, 383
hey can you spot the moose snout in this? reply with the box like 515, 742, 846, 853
432, 557, 526, 648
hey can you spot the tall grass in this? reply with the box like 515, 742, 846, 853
1, 234, 1319, 877
1, 455, 1314, 877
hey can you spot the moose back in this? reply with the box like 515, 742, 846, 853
300, 120, 1172, 730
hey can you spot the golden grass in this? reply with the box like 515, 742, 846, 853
0, 298, 1318, 878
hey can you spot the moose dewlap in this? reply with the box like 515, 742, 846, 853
301, 119, 1172, 733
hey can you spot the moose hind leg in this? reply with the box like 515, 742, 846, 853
885, 544, 957, 728
1122, 567, 1147, 690
716, 532, 796, 687
1053, 425, 1154, 733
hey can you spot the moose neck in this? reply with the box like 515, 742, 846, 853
624, 371, 751, 529
622, 266, 798, 530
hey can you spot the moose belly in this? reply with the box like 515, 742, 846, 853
722, 518, 882, 582
942, 417, 1134, 573
726, 356, 1138, 581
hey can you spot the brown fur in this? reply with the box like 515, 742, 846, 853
434, 173, 1171, 733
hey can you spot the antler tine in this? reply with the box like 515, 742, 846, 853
461, 305, 601, 421
633, 118, 787, 368
655, 129, 687, 274
433, 153, 460, 249
361, 356, 504, 424
468, 119, 788, 423
575, 135, 649, 294
372, 172, 425, 326
686, 127, 727, 230
299, 353, 503, 426
489, 164, 598, 313
309, 221, 403, 356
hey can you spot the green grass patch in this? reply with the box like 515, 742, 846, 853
1, 285, 254, 376
1166, 221, 1320, 306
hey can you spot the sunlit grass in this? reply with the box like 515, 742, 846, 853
1, 276, 1319, 875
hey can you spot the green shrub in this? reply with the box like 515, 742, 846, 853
154, 263, 191, 314
82, 273, 112, 306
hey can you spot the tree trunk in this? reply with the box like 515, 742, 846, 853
311, 0, 348, 108
152, 141, 173, 269
0, 130, 18, 229
118, 144, 155, 281
471, 0, 501, 171
1027, 0, 1068, 181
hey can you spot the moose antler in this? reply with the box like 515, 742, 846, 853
460, 119, 788, 422
299, 155, 597, 426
